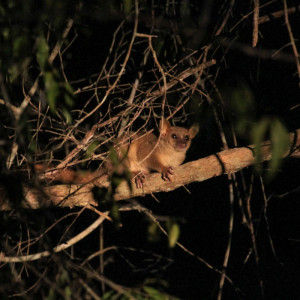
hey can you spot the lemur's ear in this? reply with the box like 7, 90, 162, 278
189, 124, 199, 139
159, 118, 171, 136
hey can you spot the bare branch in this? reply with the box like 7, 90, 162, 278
0, 212, 108, 263
258, 4, 300, 24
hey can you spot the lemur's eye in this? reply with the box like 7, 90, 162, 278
172, 134, 177, 139
185, 135, 189, 141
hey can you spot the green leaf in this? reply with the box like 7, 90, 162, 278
44, 71, 59, 111
251, 118, 270, 171
154, 36, 165, 57
111, 203, 120, 221
64, 82, 75, 107
13, 36, 29, 58
36, 37, 49, 70
230, 84, 255, 117
229, 83, 255, 136
268, 119, 289, 180
252, 117, 289, 180
143, 286, 167, 299
147, 222, 160, 242
85, 141, 99, 158
109, 147, 121, 166
180, 0, 191, 18
58, 269, 70, 285
46, 288, 56, 300
123, 0, 132, 18
168, 222, 180, 248
0, 5, 5, 17
7, 64, 21, 82
64, 286, 72, 299
28, 139, 37, 153
102, 291, 115, 300
62, 107, 72, 124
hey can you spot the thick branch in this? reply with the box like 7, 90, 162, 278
1, 129, 299, 210
113, 129, 300, 200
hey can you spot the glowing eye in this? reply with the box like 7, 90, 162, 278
172, 134, 177, 139
185, 135, 189, 141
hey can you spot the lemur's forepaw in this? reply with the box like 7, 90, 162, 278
162, 166, 174, 181
134, 172, 146, 189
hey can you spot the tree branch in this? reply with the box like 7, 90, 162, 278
0, 212, 108, 262
1, 129, 300, 210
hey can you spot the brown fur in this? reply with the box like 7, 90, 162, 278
36, 119, 198, 188
117, 119, 199, 188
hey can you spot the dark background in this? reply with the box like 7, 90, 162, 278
1, 1, 300, 299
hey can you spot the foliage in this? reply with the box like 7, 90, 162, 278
252, 116, 289, 180
0, 0, 300, 299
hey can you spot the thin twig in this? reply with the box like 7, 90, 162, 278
258, 4, 300, 24
252, 0, 260, 47
0, 212, 108, 263
283, 0, 300, 85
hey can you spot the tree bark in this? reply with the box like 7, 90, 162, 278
1, 129, 299, 210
